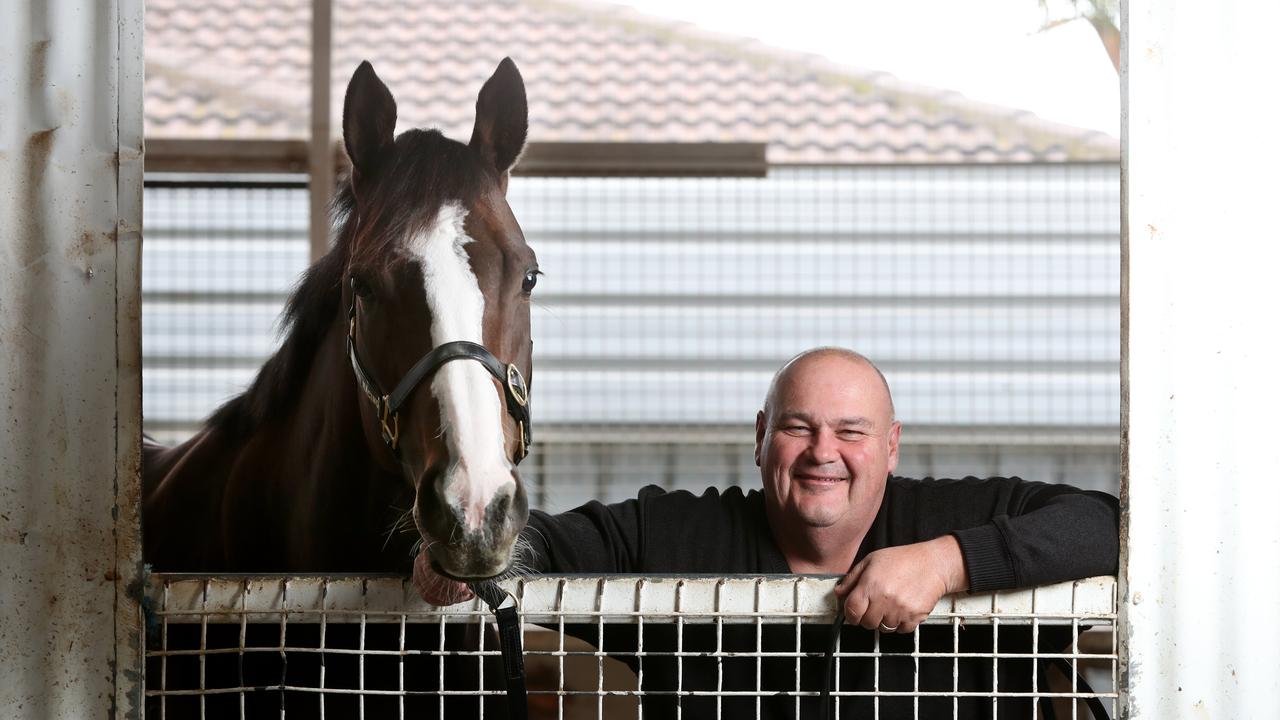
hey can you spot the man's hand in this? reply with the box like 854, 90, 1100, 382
412, 550, 475, 605
835, 535, 969, 634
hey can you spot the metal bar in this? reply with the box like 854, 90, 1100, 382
309, 0, 334, 262
145, 139, 317, 174
513, 142, 767, 177
557, 579, 567, 720
144, 140, 769, 177
116, 0, 148, 714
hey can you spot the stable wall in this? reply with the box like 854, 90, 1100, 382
0, 0, 144, 716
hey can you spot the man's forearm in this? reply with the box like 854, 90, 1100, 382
925, 534, 969, 594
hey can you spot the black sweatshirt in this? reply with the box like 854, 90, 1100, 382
520, 476, 1120, 719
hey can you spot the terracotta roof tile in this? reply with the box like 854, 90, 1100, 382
145, 0, 1119, 162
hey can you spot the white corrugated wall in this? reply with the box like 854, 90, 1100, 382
1123, 0, 1280, 716
0, 0, 144, 716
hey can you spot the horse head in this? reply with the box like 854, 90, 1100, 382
339, 59, 534, 580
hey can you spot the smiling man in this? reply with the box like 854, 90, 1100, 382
413, 347, 1119, 716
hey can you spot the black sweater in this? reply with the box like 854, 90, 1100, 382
520, 476, 1119, 719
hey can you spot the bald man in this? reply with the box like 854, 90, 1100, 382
414, 348, 1119, 717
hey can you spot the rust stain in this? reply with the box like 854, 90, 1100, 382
19, 127, 58, 268
66, 229, 117, 280
26, 127, 55, 154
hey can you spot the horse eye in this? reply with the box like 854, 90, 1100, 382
522, 269, 539, 293
350, 275, 373, 299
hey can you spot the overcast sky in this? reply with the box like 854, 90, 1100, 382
612, 0, 1120, 136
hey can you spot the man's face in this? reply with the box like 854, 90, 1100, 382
755, 354, 901, 530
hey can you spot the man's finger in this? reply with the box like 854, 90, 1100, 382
836, 559, 868, 595
899, 615, 925, 634
842, 589, 870, 625
857, 603, 886, 632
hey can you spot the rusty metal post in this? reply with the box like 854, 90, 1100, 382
309, 0, 334, 261
0, 0, 145, 716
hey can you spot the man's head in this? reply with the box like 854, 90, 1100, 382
755, 348, 901, 531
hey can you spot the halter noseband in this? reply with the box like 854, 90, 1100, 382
345, 276, 532, 464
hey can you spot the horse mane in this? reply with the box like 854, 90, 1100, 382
205, 211, 351, 437
205, 129, 489, 438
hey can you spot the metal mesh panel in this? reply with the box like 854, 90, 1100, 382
142, 176, 309, 438
143, 575, 1118, 719
142, 164, 1119, 501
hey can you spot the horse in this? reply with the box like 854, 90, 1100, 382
143, 58, 536, 582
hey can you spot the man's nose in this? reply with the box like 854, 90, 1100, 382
808, 428, 840, 463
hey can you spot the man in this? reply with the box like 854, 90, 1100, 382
415, 348, 1119, 717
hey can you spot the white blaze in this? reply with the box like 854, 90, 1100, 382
407, 201, 513, 529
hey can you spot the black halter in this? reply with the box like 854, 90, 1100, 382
345, 276, 532, 463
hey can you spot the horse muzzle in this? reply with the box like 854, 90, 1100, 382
416, 465, 529, 580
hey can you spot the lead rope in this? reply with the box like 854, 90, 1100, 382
818, 586, 846, 720
471, 581, 528, 720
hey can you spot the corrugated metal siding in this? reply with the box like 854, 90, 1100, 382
1, 0, 145, 715
141, 163, 1119, 501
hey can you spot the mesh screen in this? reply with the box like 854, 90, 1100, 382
144, 575, 1119, 720
142, 164, 1119, 509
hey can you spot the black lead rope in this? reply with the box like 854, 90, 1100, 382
471, 581, 528, 720
819, 603, 844, 720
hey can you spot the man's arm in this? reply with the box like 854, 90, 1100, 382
413, 490, 648, 604
944, 479, 1120, 591
841, 477, 1119, 632
519, 497, 645, 573
838, 534, 968, 634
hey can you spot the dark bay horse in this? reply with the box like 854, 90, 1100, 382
144, 59, 536, 580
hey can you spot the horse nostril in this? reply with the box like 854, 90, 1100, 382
488, 492, 511, 526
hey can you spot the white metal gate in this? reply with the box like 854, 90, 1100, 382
143, 575, 1117, 719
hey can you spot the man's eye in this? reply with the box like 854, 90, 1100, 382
783, 426, 810, 435
837, 430, 865, 440
522, 269, 540, 293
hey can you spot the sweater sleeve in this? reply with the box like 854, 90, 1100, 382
519, 495, 645, 574
517, 485, 776, 575
940, 478, 1119, 592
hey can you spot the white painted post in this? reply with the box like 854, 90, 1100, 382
1122, 1, 1280, 717
0, 0, 145, 717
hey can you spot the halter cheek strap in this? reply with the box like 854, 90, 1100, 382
345, 277, 532, 464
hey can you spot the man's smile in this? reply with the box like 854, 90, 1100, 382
793, 472, 850, 488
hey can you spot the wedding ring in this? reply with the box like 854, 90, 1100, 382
878, 622, 899, 632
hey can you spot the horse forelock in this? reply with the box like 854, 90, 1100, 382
343, 130, 490, 272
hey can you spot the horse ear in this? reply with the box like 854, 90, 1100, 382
469, 57, 528, 180
343, 61, 397, 181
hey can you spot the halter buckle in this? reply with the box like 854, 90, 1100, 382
505, 363, 529, 407
379, 395, 400, 449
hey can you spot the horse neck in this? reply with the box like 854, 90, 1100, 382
257, 315, 416, 569
144, 313, 415, 572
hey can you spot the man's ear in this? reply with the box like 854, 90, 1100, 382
754, 410, 767, 467
886, 421, 902, 474
342, 60, 397, 187
469, 57, 528, 186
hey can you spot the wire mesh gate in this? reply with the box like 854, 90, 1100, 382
142, 574, 1116, 719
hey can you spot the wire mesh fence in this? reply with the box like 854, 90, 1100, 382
143, 575, 1117, 719
142, 163, 1120, 502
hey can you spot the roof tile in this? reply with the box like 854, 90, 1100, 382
145, 0, 1119, 162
